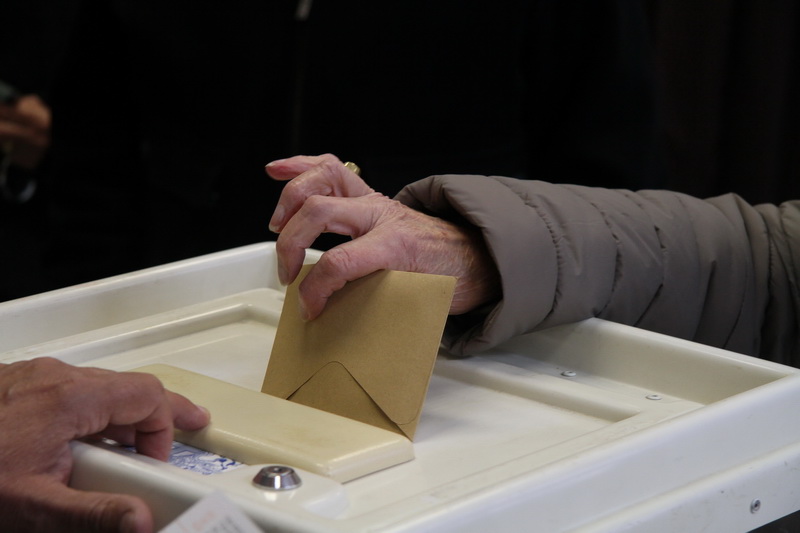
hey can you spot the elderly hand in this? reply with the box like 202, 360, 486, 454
266, 154, 500, 320
0, 94, 51, 170
0, 358, 210, 533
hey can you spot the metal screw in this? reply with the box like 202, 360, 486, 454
253, 465, 302, 491
646, 394, 662, 401
561, 371, 577, 377
750, 499, 761, 514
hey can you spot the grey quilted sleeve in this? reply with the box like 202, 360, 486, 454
397, 176, 799, 365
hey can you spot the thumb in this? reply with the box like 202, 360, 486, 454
17, 480, 154, 533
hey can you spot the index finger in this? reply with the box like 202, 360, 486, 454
84, 370, 209, 461
130, 388, 210, 461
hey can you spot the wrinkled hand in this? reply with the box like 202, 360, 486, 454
0, 94, 51, 169
0, 358, 210, 533
266, 154, 500, 320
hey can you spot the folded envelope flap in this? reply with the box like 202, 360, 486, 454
288, 360, 400, 436
263, 267, 456, 432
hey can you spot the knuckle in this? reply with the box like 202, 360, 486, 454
316, 159, 342, 182
121, 372, 164, 402
302, 195, 336, 225
4, 358, 74, 402
280, 176, 308, 204
317, 246, 356, 279
303, 193, 328, 212
319, 153, 342, 165
26, 356, 64, 374
282, 158, 341, 205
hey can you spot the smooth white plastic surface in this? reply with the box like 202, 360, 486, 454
134, 363, 414, 482
1, 242, 799, 532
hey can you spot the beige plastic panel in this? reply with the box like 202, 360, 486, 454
134, 364, 414, 482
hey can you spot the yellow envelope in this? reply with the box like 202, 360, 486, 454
262, 265, 456, 440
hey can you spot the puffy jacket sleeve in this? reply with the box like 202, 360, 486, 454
395, 175, 800, 365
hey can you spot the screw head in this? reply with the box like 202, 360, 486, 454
646, 394, 662, 401
253, 465, 302, 491
750, 499, 761, 513
561, 371, 577, 377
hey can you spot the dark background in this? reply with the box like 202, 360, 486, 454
1, 2, 798, 530
1, 0, 798, 302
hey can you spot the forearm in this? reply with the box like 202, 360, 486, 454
748, 200, 800, 366
398, 176, 777, 357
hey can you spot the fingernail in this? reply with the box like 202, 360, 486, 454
266, 158, 285, 168
269, 205, 285, 233
298, 299, 310, 321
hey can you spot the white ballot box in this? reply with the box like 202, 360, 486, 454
1, 242, 798, 532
